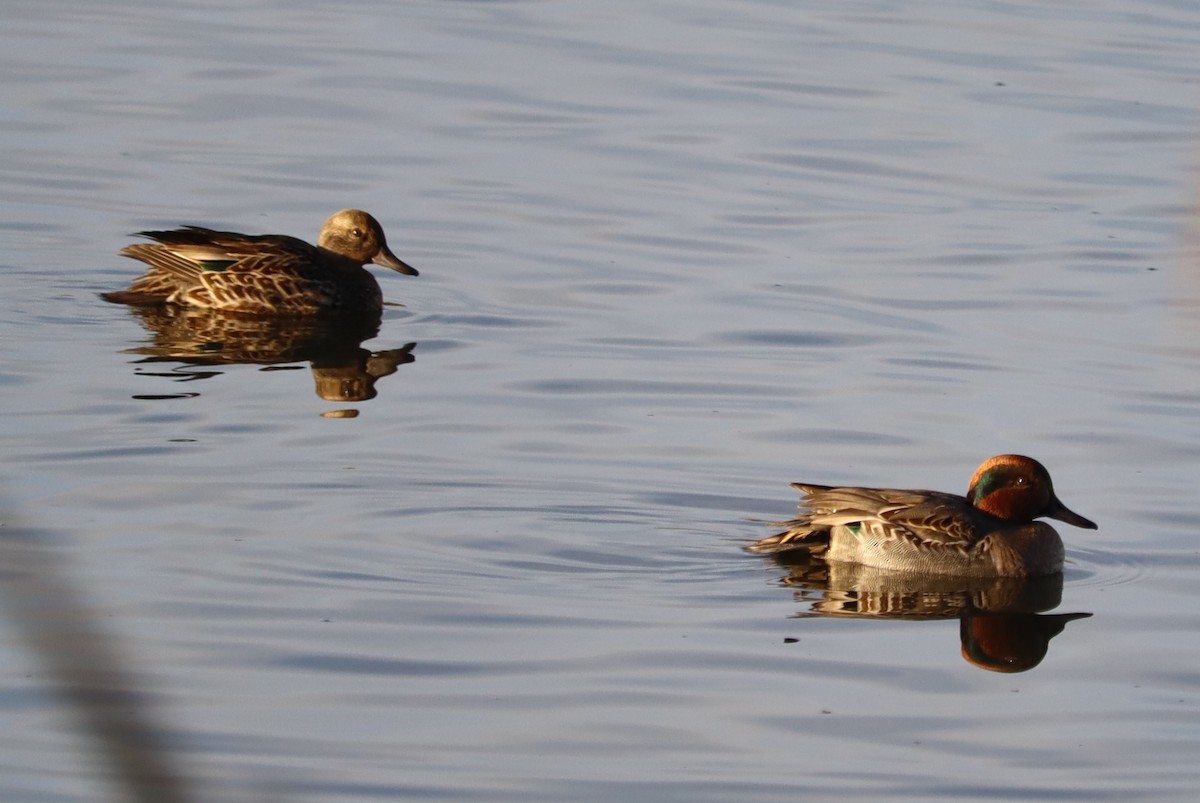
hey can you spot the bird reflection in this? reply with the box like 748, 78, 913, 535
114, 305, 416, 407
766, 552, 1090, 673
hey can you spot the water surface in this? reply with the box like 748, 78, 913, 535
3, 1, 1200, 800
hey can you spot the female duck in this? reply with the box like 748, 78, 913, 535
104, 209, 418, 315
749, 454, 1097, 577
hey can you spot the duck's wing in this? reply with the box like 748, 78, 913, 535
748, 484, 984, 554
112, 230, 329, 309
746, 482, 845, 554
802, 485, 985, 547
120, 229, 317, 282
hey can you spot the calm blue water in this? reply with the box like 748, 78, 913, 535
3, 0, 1200, 800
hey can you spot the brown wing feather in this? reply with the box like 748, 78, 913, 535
749, 484, 990, 554
125, 230, 316, 272
118, 243, 206, 285
109, 226, 382, 313
871, 492, 988, 547
113, 230, 329, 308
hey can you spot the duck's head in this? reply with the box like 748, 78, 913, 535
966, 454, 1097, 529
318, 209, 419, 275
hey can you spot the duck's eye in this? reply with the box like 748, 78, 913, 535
352, 228, 363, 238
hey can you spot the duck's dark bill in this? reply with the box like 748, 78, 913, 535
1047, 498, 1098, 530
374, 248, 419, 276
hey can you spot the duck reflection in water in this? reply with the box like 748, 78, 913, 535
765, 552, 1090, 673
114, 304, 415, 408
